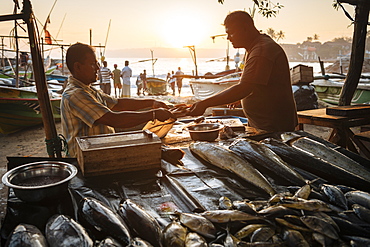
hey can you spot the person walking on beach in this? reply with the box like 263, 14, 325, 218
141, 69, 147, 95
175, 67, 184, 95
121, 60, 132, 97
100, 60, 112, 95
136, 73, 143, 96
167, 71, 175, 95
61, 42, 175, 157
112, 63, 122, 98
187, 11, 298, 132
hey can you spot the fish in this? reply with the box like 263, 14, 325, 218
162, 220, 187, 247
79, 197, 131, 246
261, 138, 370, 191
353, 203, 370, 224
224, 229, 240, 247
287, 136, 370, 183
232, 200, 257, 215
300, 215, 339, 239
185, 232, 208, 247
320, 184, 348, 210
235, 224, 268, 240
330, 216, 370, 238
278, 198, 332, 212
118, 199, 163, 247
250, 226, 275, 243
178, 212, 216, 239
258, 205, 301, 219
219, 196, 233, 210
229, 138, 306, 186
189, 142, 275, 196
275, 218, 311, 232
200, 209, 266, 224
130, 237, 154, 247
5, 223, 48, 247
97, 237, 123, 247
292, 184, 311, 200
345, 190, 370, 208
45, 214, 93, 247
282, 229, 309, 247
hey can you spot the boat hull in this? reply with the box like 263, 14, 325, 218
0, 86, 61, 134
146, 77, 167, 95
312, 79, 370, 105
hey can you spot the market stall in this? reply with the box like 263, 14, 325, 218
2, 123, 370, 246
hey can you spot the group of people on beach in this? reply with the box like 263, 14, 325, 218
61, 10, 298, 158
98, 60, 132, 98
166, 67, 184, 96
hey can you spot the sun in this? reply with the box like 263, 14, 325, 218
161, 13, 206, 48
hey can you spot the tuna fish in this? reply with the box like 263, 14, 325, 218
162, 220, 187, 247
79, 197, 131, 246
119, 199, 163, 247
45, 214, 93, 247
229, 138, 306, 186
178, 212, 217, 238
189, 142, 276, 196
5, 223, 48, 247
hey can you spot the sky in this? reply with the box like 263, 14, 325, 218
1, 0, 356, 58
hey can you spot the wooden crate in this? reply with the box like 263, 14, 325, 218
76, 130, 162, 177
290, 64, 313, 84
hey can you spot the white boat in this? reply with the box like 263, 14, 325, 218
189, 72, 242, 100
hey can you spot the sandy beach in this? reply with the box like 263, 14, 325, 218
0, 94, 335, 226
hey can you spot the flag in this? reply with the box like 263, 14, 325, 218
45, 30, 52, 45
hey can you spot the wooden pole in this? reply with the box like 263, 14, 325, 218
23, 0, 62, 158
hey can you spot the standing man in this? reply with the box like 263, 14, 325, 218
61, 43, 175, 157
121, 60, 132, 97
187, 11, 297, 132
112, 63, 122, 98
175, 67, 184, 95
99, 60, 112, 95
141, 69, 147, 95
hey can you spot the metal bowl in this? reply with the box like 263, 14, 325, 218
2, 161, 78, 203
187, 123, 224, 141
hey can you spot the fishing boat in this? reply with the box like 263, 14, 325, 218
312, 75, 370, 105
0, 85, 61, 134
146, 77, 167, 95
189, 72, 242, 100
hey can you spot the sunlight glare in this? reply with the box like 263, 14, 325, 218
161, 14, 206, 48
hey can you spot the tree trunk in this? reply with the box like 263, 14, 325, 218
339, 1, 370, 106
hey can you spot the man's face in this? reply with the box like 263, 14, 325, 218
75, 52, 99, 85
226, 24, 243, 48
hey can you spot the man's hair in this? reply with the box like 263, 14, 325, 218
224, 11, 254, 27
125, 60, 129, 66
66, 43, 95, 73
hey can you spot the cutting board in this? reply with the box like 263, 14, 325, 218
326, 105, 370, 117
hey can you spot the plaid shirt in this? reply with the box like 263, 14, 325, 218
61, 76, 118, 157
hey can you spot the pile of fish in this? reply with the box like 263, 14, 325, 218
4, 133, 370, 246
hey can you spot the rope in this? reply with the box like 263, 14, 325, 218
45, 134, 69, 157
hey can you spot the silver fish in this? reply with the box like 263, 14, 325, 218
185, 232, 208, 247
79, 197, 131, 246
321, 184, 348, 210
300, 215, 339, 240
288, 136, 370, 183
235, 224, 268, 240
282, 229, 309, 247
292, 184, 311, 200
162, 221, 187, 247
278, 198, 332, 212
229, 138, 306, 186
119, 199, 162, 247
250, 227, 275, 243
6, 223, 48, 247
353, 203, 370, 223
232, 200, 257, 214
345, 190, 370, 208
189, 142, 275, 196
200, 209, 265, 224
179, 212, 216, 238
98, 237, 123, 247
45, 214, 93, 247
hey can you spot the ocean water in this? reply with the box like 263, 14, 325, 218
105, 57, 327, 97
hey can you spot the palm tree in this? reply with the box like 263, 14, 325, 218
276, 30, 285, 42
266, 28, 276, 39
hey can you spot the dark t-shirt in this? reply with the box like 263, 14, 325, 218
240, 34, 298, 132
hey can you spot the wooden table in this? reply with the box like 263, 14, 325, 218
297, 108, 370, 158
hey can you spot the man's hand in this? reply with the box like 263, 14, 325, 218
187, 102, 207, 116
153, 100, 169, 109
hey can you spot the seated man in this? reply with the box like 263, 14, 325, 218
61, 42, 175, 157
